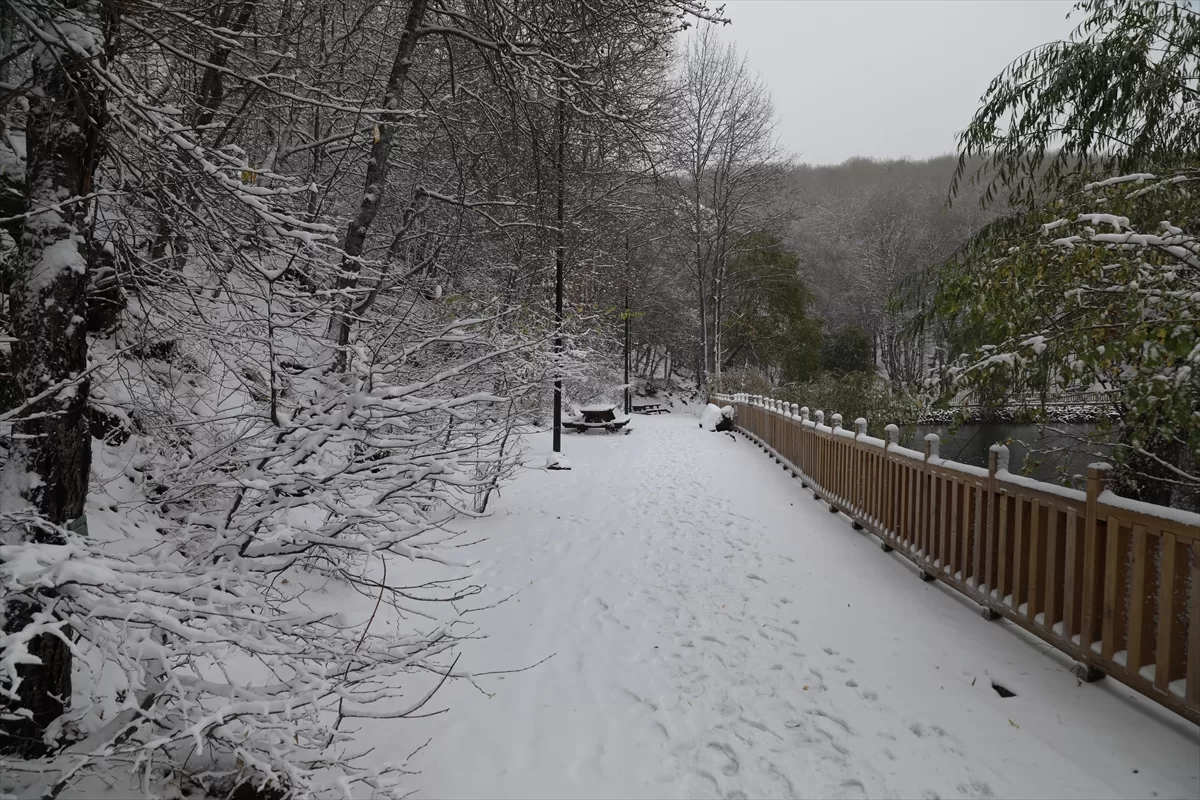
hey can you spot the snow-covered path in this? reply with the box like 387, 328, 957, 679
407, 412, 1199, 800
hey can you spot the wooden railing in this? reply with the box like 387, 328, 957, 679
709, 393, 1200, 726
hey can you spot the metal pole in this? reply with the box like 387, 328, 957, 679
624, 283, 631, 415
624, 232, 631, 415
553, 92, 565, 455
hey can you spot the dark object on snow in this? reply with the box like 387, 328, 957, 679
633, 401, 669, 415
566, 404, 630, 434
991, 680, 1016, 698
700, 403, 735, 432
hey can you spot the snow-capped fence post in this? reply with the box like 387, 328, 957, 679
812, 411, 825, 501
790, 404, 800, 467
918, 434, 941, 582
772, 400, 782, 450
1077, 462, 1112, 682
852, 418, 868, 526
799, 407, 811, 483
829, 414, 844, 511
981, 446, 1006, 621
880, 424, 899, 552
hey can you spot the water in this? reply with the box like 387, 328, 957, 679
909, 422, 1107, 487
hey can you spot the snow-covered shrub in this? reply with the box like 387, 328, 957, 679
777, 373, 920, 439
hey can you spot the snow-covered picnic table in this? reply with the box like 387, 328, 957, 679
566, 403, 630, 433
633, 401, 669, 414
390, 412, 1200, 800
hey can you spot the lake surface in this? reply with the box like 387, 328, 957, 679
908, 422, 1108, 487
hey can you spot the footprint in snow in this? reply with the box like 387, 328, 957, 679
957, 779, 996, 798
747, 573, 766, 583
705, 741, 740, 776
835, 779, 868, 800
809, 708, 855, 735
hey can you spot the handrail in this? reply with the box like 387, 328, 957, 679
708, 393, 1200, 725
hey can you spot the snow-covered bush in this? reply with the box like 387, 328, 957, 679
777, 373, 920, 439
928, 171, 1200, 508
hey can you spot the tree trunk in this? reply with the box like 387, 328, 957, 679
0, 0, 112, 756
328, 0, 429, 370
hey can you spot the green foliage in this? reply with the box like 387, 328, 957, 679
927, 172, 1200, 500
722, 231, 821, 383
779, 372, 919, 439
819, 325, 872, 376
953, 0, 1200, 209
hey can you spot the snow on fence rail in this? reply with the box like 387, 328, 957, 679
711, 393, 1200, 726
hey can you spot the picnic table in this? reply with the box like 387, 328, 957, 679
632, 401, 669, 415
566, 404, 630, 434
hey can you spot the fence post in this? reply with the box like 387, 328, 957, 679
799, 407, 809, 484
789, 404, 800, 468
782, 402, 793, 472
918, 434, 940, 582
829, 414, 843, 511
770, 400, 781, 462
1077, 463, 1111, 682
981, 446, 1006, 621
881, 424, 898, 552
852, 418, 868, 530
812, 411, 825, 500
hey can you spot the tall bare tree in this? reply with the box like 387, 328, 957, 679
668, 25, 787, 390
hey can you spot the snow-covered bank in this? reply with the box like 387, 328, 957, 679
392, 412, 1199, 800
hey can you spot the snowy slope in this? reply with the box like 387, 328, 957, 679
386, 413, 1199, 800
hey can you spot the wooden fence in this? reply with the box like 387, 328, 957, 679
710, 393, 1200, 726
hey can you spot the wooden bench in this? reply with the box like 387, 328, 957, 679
632, 402, 669, 415
566, 404, 631, 433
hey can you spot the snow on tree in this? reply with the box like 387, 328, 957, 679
0, 0, 724, 795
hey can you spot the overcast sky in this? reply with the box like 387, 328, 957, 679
705, 0, 1079, 165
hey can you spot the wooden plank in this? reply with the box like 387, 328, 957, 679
1081, 468, 1105, 653
903, 464, 911, 549
1045, 508, 1060, 632
964, 485, 977, 587
972, 485, 985, 590
998, 494, 1010, 604
949, 479, 960, 577
940, 477, 951, 571
1127, 524, 1149, 676
916, 467, 927, 558
1064, 508, 1079, 639
1155, 532, 1177, 691
1013, 496, 1026, 614
1028, 499, 1043, 622
1171, 534, 1191, 686
1102, 515, 1123, 660
1188, 538, 1200, 704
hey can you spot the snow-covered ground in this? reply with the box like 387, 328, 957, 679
398, 412, 1199, 800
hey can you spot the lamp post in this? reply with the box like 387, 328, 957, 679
548, 90, 570, 470
624, 282, 631, 415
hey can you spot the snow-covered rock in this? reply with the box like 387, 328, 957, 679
699, 403, 735, 432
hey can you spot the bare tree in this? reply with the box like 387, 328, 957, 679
667, 25, 788, 391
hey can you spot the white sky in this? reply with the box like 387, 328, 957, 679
707, 0, 1079, 165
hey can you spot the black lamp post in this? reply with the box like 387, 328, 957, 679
549, 92, 569, 469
